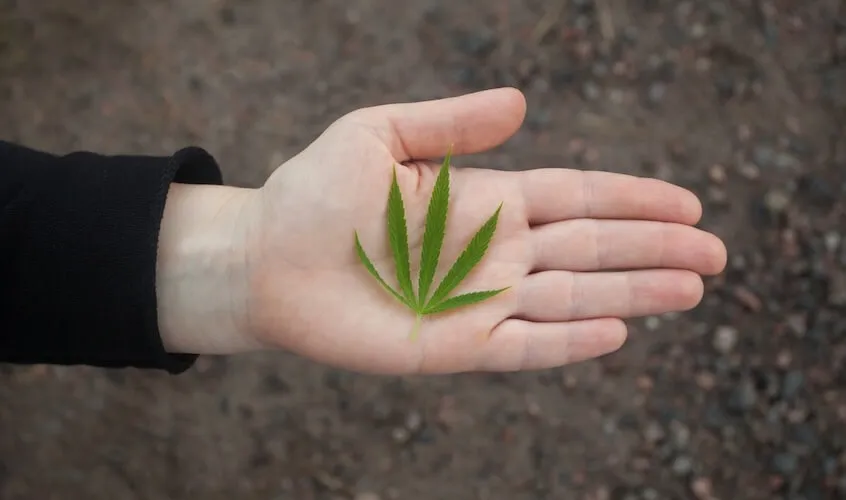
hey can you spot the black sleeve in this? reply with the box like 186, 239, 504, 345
0, 140, 223, 374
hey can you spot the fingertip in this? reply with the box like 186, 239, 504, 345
679, 272, 705, 310
679, 185, 704, 225
599, 317, 628, 353
498, 86, 527, 118
705, 234, 729, 276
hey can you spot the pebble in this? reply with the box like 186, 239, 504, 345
583, 81, 601, 101
672, 455, 694, 476
647, 82, 667, 104
786, 314, 807, 337
670, 420, 691, 449
825, 232, 841, 253
739, 162, 761, 180
392, 427, 410, 444
733, 286, 763, 311
728, 380, 758, 413
644, 421, 666, 444
713, 326, 739, 354
782, 371, 804, 399
641, 488, 659, 500
405, 411, 422, 432
645, 316, 661, 331
708, 164, 727, 183
355, 493, 381, 500
696, 371, 716, 390
764, 189, 791, 213
772, 452, 798, 475
708, 187, 727, 205
691, 477, 713, 499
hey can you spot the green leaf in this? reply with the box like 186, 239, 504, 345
423, 288, 510, 315
354, 231, 412, 308
387, 166, 417, 306
417, 148, 452, 304
425, 203, 503, 308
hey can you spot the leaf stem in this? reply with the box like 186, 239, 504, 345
409, 313, 423, 341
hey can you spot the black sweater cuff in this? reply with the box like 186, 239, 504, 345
0, 142, 223, 374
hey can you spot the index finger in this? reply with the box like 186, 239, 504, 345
519, 168, 703, 226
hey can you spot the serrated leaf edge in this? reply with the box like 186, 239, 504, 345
386, 166, 417, 307
423, 287, 510, 315
424, 202, 503, 309
354, 231, 413, 308
417, 147, 452, 305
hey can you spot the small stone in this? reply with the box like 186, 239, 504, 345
583, 81, 601, 101
569, 138, 586, 156
405, 411, 422, 432
647, 82, 667, 104
728, 380, 758, 412
691, 477, 712, 499
782, 371, 804, 399
708, 187, 727, 204
526, 397, 542, 417
772, 452, 798, 475
764, 189, 791, 213
355, 493, 381, 500
733, 286, 763, 311
645, 316, 661, 331
825, 232, 841, 253
739, 162, 761, 179
670, 420, 691, 449
672, 455, 694, 476
786, 314, 807, 337
392, 427, 410, 443
774, 152, 800, 170
753, 145, 776, 167
636, 375, 654, 391
644, 421, 666, 444
690, 23, 706, 38
708, 164, 727, 183
713, 326, 739, 354
641, 488, 659, 500
696, 371, 716, 390
776, 350, 792, 368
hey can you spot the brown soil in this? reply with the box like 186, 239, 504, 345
2, 0, 845, 499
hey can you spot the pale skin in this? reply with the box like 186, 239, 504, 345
155, 87, 727, 375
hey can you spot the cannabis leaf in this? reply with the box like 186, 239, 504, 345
354, 150, 509, 340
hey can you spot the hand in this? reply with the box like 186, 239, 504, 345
157, 87, 727, 375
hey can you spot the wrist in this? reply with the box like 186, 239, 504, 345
155, 182, 261, 355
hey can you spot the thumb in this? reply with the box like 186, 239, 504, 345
345, 87, 527, 162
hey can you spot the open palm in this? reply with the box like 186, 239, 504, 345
243, 88, 726, 374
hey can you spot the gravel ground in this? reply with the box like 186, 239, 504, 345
1, 0, 845, 499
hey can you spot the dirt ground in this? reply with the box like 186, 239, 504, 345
1, 0, 845, 499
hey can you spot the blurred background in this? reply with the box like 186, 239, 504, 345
1, 0, 845, 498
